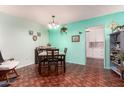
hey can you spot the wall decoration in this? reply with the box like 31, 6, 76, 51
72, 35, 80, 42
32, 35, 37, 41
37, 32, 41, 37
29, 30, 41, 41
29, 30, 34, 35
60, 26, 68, 33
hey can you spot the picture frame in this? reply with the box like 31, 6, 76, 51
72, 35, 80, 42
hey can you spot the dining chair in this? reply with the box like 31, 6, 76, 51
38, 49, 59, 75
37, 49, 48, 75
58, 48, 67, 70
46, 49, 59, 75
57, 54, 65, 73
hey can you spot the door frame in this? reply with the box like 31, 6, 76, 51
85, 25, 105, 67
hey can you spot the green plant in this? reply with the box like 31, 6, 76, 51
60, 26, 68, 33
113, 25, 124, 31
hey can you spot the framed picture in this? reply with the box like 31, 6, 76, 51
72, 35, 80, 42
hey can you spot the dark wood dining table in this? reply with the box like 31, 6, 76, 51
35, 47, 66, 75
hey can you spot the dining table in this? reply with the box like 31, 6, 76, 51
35, 46, 66, 75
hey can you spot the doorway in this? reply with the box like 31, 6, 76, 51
85, 26, 105, 68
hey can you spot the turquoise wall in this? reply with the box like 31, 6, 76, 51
49, 11, 124, 69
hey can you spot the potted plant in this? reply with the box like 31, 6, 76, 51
60, 26, 68, 33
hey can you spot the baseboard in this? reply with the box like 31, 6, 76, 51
66, 61, 85, 65
16, 63, 34, 69
86, 57, 104, 60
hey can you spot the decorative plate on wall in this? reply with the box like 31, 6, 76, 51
32, 35, 37, 41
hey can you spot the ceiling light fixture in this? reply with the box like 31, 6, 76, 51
48, 15, 59, 29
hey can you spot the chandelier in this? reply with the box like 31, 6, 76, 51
48, 15, 59, 29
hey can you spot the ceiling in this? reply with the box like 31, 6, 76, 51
0, 5, 124, 26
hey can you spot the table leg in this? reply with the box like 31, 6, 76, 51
38, 63, 41, 74
48, 62, 50, 75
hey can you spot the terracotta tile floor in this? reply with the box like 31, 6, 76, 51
10, 58, 124, 87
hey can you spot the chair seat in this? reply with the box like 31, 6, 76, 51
0, 61, 19, 70
59, 52, 65, 55
38, 51, 47, 56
